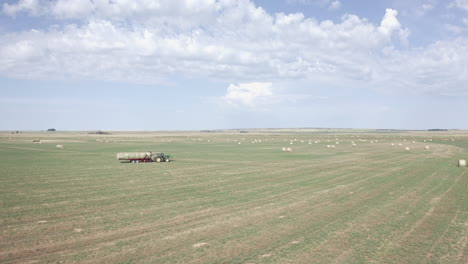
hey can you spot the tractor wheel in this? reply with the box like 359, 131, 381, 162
136, 160, 140, 163
156, 157, 161, 162
131, 160, 135, 163
165, 158, 170, 162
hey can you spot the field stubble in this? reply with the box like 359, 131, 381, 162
0, 131, 467, 263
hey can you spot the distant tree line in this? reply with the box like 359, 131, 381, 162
88, 130, 111, 135
200, 130, 222, 133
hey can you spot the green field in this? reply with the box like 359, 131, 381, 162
1, 130, 467, 263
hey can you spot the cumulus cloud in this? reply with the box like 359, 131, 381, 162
223, 82, 273, 108
0, 0, 466, 96
2, 0, 41, 16
328, 1, 341, 10
377, 38, 468, 95
0, 2, 409, 82
378, 8, 409, 44
449, 0, 468, 11
52, 0, 95, 19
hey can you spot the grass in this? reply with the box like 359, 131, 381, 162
0, 130, 467, 263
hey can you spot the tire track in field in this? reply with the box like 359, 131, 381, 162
0, 141, 460, 262
0, 150, 419, 263
368, 169, 466, 264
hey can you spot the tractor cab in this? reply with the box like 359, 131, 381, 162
153, 152, 172, 162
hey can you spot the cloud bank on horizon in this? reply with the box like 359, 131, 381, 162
1, 0, 467, 130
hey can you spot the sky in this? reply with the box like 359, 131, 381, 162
0, 0, 467, 131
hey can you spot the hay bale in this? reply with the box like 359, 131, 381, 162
282, 147, 287, 151
405, 147, 410, 151
286, 147, 292, 152
458, 160, 466, 167
425, 146, 430, 150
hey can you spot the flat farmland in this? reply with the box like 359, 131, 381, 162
0, 130, 467, 263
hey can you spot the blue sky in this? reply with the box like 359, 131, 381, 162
1, 0, 467, 131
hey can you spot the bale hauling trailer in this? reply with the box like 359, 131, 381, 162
116, 152, 172, 163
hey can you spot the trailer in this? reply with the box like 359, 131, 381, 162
116, 152, 172, 163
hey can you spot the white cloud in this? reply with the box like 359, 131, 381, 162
328, 0, 341, 10
449, 0, 468, 11
223, 82, 273, 108
376, 38, 468, 95
445, 23, 464, 34
0, 0, 466, 97
379, 9, 402, 38
2, 0, 41, 16
52, 0, 94, 19
422, 4, 434, 11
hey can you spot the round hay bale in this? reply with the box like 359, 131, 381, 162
425, 146, 430, 150
458, 160, 466, 167
282, 147, 286, 151
286, 147, 292, 152
326, 145, 330, 148
405, 147, 410, 151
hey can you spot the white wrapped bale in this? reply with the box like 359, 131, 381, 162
458, 160, 466, 167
